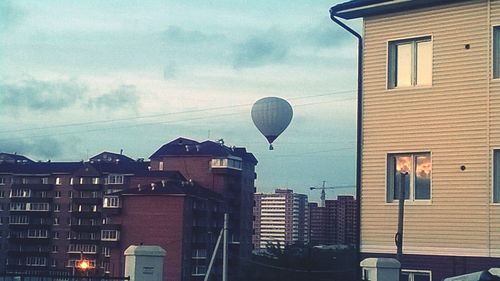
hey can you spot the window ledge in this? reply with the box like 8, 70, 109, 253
385, 200, 432, 206
386, 85, 433, 92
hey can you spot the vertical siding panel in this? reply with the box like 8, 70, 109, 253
361, 0, 491, 255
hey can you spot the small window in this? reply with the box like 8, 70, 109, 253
159, 161, 164, 171
101, 230, 119, 241
55, 177, 62, 185
494, 27, 500, 79
387, 152, 431, 202
41, 177, 49, 184
70, 178, 74, 185
79, 177, 84, 185
53, 217, 59, 225
55, 191, 61, 198
388, 36, 432, 88
493, 150, 500, 202
0, 177, 6, 185
401, 270, 431, 281
92, 177, 100, 185
54, 204, 60, 212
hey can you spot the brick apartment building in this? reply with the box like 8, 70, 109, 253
0, 137, 257, 281
308, 196, 357, 246
252, 189, 308, 249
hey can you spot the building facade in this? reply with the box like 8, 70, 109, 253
309, 196, 357, 246
253, 189, 308, 249
0, 137, 257, 281
331, 0, 500, 280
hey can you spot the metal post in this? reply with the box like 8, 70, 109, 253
396, 172, 407, 262
204, 229, 224, 281
223, 213, 229, 281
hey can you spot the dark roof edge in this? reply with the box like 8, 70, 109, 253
331, 0, 472, 20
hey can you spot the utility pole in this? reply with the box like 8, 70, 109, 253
204, 213, 229, 281
223, 213, 228, 281
395, 172, 408, 262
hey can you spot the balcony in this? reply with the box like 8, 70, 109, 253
72, 197, 101, 205
8, 236, 51, 244
72, 184, 102, 191
11, 184, 54, 191
10, 197, 53, 203
71, 211, 101, 219
70, 224, 101, 232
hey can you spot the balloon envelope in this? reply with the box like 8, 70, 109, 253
251, 97, 293, 146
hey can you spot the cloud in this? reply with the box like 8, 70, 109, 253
299, 24, 354, 48
0, 137, 66, 160
162, 25, 225, 44
0, 78, 87, 111
88, 85, 140, 110
233, 34, 289, 69
163, 62, 178, 80
0, 1, 23, 31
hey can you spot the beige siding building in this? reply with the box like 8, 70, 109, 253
331, 0, 500, 280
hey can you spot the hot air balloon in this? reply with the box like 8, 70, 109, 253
251, 97, 293, 150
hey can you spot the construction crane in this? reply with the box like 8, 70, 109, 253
310, 181, 355, 207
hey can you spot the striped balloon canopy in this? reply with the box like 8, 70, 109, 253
251, 97, 293, 150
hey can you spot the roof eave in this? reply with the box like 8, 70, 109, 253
331, 0, 471, 19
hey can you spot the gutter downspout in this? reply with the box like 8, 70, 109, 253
329, 8, 363, 279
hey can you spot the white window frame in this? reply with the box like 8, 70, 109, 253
106, 175, 124, 185
103, 196, 120, 208
386, 152, 432, 203
492, 149, 500, 203
0, 177, 6, 185
92, 177, 100, 184
401, 269, 432, 281
101, 230, 119, 241
55, 177, 62, 185
494, 26, 500, 79
387, 36, 433, 89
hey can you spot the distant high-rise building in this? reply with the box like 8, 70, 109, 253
308, 195, 357, 246
253, 189, 308, 249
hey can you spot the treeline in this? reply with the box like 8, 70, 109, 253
236, 243, 358, 281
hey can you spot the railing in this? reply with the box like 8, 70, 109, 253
0, 273, 130, 281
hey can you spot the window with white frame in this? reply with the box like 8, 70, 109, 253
25, 256, 47, 266
493, 150, 500, 202
388, 36, 432, 88
55, 191, 61, 198
401, 270, 431, 281
102, 247, 111, 257
10, 189, 30, 198
101, 230, 119, 241
55, 177, 62, 185
0, 191, 4, 198
92, 177, 100, 184
495, 27, 500, 79
41, 177, 49, 184
106, 175, 124, 185
103, 196, 120, 208
10, 215, 28, 225
387, 152, 431, 202
53, 217, 59, 225
0, 177, 5, 185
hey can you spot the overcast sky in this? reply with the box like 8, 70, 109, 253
0, 0, 361, 202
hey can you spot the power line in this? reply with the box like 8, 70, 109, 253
0, 95, 355, 142
0, 90, 355, 135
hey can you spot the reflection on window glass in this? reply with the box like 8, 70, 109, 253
387, 153, 431, 202
415, 155, 431, 199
